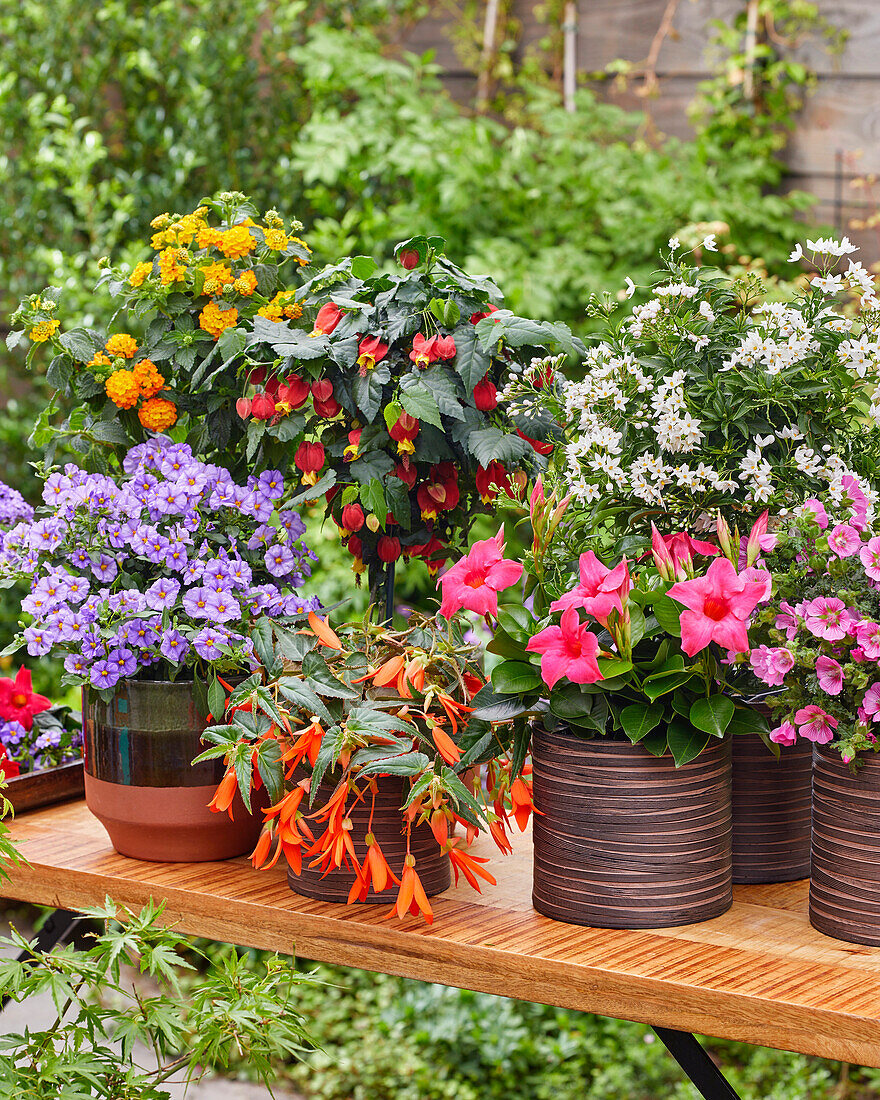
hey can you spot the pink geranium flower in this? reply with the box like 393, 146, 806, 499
438, 529, 523, 619
740, 565, 772, 602
526, 607, 603, 688
828, 523, 861, 558
774, 601, 801, 641
802, 597, 851, 642
749, 645, 794, 687
816, 655, 844, 695
862, 683, 880, 720
799, 498, 829, 530
770, 721, 797, 747
666, 557, 768, 657
860, 537, 880, 581
550, 551, 630, 625
794, 704, 838, 744
855, 620, 880, 660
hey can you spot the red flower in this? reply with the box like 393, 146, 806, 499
409, 333, 440, 368
276, 374, 310, 410
388, 413, 419, 456
348, 535, 364, 559
0, 747, 20, 780
250, 392, 276, 420
475, 462, 512, 504
473, 375, 497, 411
416, 467, 460, 520
311, 302, 343, 336
435, 334, 456, 360
341, 503, 365, 534
248, 365, 266, 386
311, 378, 341, 417
470, 304, 498, 324
235, 397, 252, 420
398, 249, 420, 269
516, 427, 553, 457
357, 335, 389, 374
294, 441, 325, 486
393, 462, 417, 489
344, 429, 361, 461
409, 535, 447, 575
377, 535, 402, 563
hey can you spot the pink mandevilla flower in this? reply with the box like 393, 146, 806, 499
550, 551, 630, 625
816, 655, 844, 696
860, 537, 880, 582
438, 529, 523, 619
666, 557, 767, 657
801, 597, 851, 642
794, 704, 838, 744
828, 523, 861, 559
525, 606, 603, 689
770, 721, 797, 747
842, 474, 869, 530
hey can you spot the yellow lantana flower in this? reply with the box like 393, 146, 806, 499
158, 247, 188, 286
220, 225, 256, 260
133, 359, 165, 399
129, 261, 153, 288
233, 270, 258, 297
105, 369, 140, 409
105, 333, 138, 359
28, 319, 60, 343
263, 228, 289, 252
199, 301, 238, 340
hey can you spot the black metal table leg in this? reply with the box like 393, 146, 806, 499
0, 908, 84, 1012
654, 1026, 743, 1100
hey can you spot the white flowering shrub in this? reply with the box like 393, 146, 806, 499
505, 238, 880, 544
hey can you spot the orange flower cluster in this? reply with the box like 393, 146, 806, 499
199, 300, 238, 340
138, 396, 178, 431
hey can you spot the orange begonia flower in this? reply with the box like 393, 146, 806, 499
208, 768, 238, 819
388, 855, 433, 924
448, 843, 497, 892
308, 610, 343, 650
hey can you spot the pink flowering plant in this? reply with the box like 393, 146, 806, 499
442, 485, 771, 765
743, 477, 880, 763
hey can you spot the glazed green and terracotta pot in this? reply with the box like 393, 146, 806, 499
531, 726, 732, 928
82, 679, 263, 862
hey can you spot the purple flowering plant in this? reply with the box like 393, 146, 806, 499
0, 436, 320, 708
0, 710, 82, 776
743, 475, 880, 763
0, 480, 33, 530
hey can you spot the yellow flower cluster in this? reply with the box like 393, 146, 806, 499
138, 397, 178, 431
150, 208, 209, 249
105, 333, 138, 359
199, 300, 238, 339
201, 261, 234, 296
28, 319, 60, 343
105, 370, 141, 409
263, 228, 289, 252
219, 225, 256, 260
257, 290, 303, 321
234, 270, 258, 297
158, 247, 188, 286
88, 352, 112, 370
197, 226, 223, 250
129, 261, 153, 288
132, 358, 165, 399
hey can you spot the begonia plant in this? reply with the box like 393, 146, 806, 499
0, 665, 82, 778
0, 437, 318, 715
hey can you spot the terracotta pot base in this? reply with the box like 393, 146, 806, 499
84, 773, 263, 862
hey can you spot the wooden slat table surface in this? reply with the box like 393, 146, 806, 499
4, 800, 880, 1067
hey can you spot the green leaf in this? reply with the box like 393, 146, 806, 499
207, 676, 226, 722
470, 684, 537, 722
399, 376, 443, 429
491, 661, 543, 694
667, 720, 711, 766
250, 617, 276, 670
351, 450, 394, 485
276, 679, 335, 727
466, 426, 531, 467
358, 751, 431, 778
654, 594, 683, 637
640, 727, 669, 757
360, 477, 386, 522
58, 328, 101, 363
353, 363, 390, 421
726, 705, 771, 737
596, 657, 633, 679
452, 326, 490, 391
642, 670, 696, 701
690, 695, 735, 738
301, 651, 359, 699
384, 475, 411, 528
549, 683, 594, 721
351, 256, 378, 280
250, 315, 329, 360
620, 702, 664, 742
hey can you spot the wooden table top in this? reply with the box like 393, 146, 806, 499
4, 799, 880, 1067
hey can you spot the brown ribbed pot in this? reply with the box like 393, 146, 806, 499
82, 680, 263, 862
810, 744, 880, 945
732, 722, 812, 884
288, 774, 450, 903
532, 726, 732, 928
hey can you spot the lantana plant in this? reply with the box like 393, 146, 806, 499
10, 192, 311, 474
501, 237, 880, 549
744, 476, 880, 763
198, 609, 535, 925
0, 437, 318, 714
234, 235, 580, 590
446, 490, 771, 765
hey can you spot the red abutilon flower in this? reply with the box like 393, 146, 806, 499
0, 667, 51, 731
357, 335, 389, 374
435, 334, 456, 360
439, 528, 523, 619
475, 462, 512, 504
310, 302, 343, 336
666, 557, 768, 657
248, 365, 267, 386
276, 374, 310, 412
526, 607, 604, 689
344, 429, 361, 461
393, 462, 418, 489
311, 378, 341, 417
516, 427, 553, 457
409, 333, 440, 367
388, 413, 419, 455
470, 304, 498, 324
250, 391, 276, 420
416, 464, 459, 520
398, 248, 420, 269
347, 535, 365, 573
235, 397, 252, 420
294, 441, 325, 486
377, 535, 402, 563
473, 374, 498, 411
408, 535, 447, 574
551, 551, 630, 625
341, 503, 365, 534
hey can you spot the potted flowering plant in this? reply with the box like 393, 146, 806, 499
235, 235, 578, 601
500, 237, 880, 547
9, 191, 311, 476
742, 476, 880, 945
441, 491, 770, 928
198, 608, 535, 925
0, 436, 318, 861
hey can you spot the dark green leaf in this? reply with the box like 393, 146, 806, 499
667, 720, 711, 766
690, 695, 735, 737
466, 426, 531, 467
620, 702, 664, 742
399, 376, 443, 429
452, 325, 490, 391
491, 661, 543, 694
654, 594, 683, 637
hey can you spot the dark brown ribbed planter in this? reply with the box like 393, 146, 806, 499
810, 744, 880, 945
288, 774, 450, 903
532, 726, 732, 928
82, 680, 263, 862
732, 728, 812, 884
